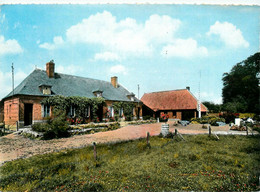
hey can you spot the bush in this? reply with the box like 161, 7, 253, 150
239, 113, 256, 119
219, 113, 239, 124
32, 123, 49, 132
190, 116, 225, 126
32, 109, 70, 140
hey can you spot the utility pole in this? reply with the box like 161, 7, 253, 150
198, 71, 201, 118
138, 84, 140, 100
12, 63, 14, 98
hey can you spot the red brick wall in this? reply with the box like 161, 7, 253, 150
4, 98, 20, 125
0, 101, 4, 122
4, 96, 48, 126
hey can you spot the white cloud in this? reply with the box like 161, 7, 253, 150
94, 52, 121, 61
39, 36, 64, 50
161, 38, 208, 58
66, 11, 181, 57
109, 65, 127, 75
207, 21, 249, 48
56, 64, 82, 75
0, 35, 23, 56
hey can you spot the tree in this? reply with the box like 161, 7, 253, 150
222, 52, 260, 113
202, 101, 222, 113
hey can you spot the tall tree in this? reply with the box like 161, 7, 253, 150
222, 52, 260, 113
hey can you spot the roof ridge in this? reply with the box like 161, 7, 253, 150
145, 89, 188, 94
37, 68, 113, 85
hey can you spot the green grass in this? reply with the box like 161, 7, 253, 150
0, 135, 259, 191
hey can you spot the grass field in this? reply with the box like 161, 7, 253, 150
0, 135, 259, 191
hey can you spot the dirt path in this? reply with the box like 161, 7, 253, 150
0, 123, 241, 165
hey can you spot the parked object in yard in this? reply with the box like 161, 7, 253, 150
216, 122, 226, 126
246, 118, 255, 124
179, 120, 190, 126
161, 123, 169, 137
230, 125, 247, 131
235, 118, 241, 126
168, 119, 179, 126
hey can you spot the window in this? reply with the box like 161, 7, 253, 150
108, 106, 114, 117
42, 105, 50, 117
119, 108, 124, 117
96, 93, 102, 98
85, 106, 90, 117
68, 106, 76, 117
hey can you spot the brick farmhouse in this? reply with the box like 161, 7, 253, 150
1, 61, 142, 127
141, 88, 208, 120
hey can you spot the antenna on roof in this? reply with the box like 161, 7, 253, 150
198, 71, 201, 118
138, 84, 140, 100
11, 63, 14, 98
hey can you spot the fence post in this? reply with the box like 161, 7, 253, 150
93, 142, 97, 161
175, 129, 178, 136
147, 132, 150, 145
246, 126, 248, 136
16, 121, 19, 131
209, 125, 211, 136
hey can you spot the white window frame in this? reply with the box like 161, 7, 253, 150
42, 104, 50, 117
69, 106, 76, 117
119, 108, 124, 117
85, 106, 90, 117
108, 106, 114, 117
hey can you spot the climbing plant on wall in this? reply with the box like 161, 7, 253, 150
113, 101, 135, 121
41, 96, 105, 122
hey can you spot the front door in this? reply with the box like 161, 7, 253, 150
24, 104, 33, 126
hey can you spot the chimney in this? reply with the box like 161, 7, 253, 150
186, 86, 190, 91
111, 76, 118, 88
46, 60, 55, 78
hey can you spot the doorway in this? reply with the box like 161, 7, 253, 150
24, 104, 33, 126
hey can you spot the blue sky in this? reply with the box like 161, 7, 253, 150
0, 4, 259, 103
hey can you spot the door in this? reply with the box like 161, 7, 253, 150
24, 104, 33, 126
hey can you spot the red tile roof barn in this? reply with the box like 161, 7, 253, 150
141, 89, 208, 112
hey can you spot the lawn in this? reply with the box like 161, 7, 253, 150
0, 135, 259, 191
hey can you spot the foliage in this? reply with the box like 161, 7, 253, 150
219, 113, 239, 124
202, 101, 222, 113
191, 115, 225, 126
239, 113, 256, 119
222, 52, 260, 113
32, 109, 70, 140
113, 102, 135, 121
128, 120, 157, 125
41, 96, 106, 123
0, 135, 259, 191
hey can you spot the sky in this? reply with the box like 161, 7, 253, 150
0, 4, 259, 103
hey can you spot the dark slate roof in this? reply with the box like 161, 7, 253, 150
4, 69, 140, 102
141, 89, 208, 112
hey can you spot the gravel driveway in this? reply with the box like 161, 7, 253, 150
0, 123, 252, 165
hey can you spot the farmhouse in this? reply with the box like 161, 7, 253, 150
1, 61, 142, 127
141, 88, 208, 120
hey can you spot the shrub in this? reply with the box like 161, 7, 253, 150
32, 123, 49, 132
219, 113, 239, 124
239, 113, 256, 119
31, 109, 70, 140
191, 116, 225, 126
